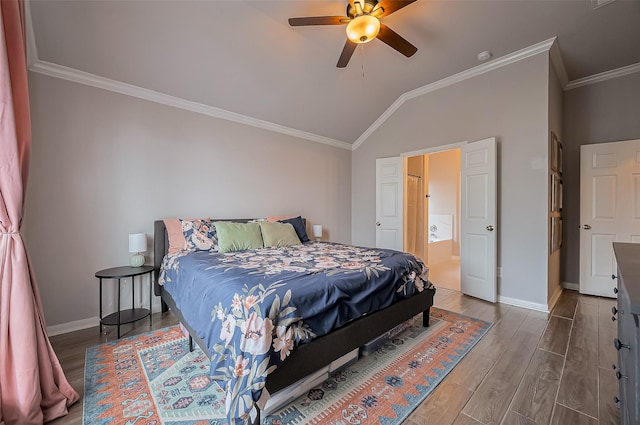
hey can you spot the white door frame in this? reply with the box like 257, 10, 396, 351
400, 138, 498, 303
402, 141, 467, 262
401, 141, 469, 159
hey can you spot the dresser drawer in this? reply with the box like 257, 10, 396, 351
616, 271, 640, 425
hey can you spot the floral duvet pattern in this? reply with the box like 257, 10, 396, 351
159, 241, 430, 424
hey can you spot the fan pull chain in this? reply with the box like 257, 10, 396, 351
361, 44, 366, 79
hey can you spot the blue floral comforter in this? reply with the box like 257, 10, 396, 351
159, 241, 430, 424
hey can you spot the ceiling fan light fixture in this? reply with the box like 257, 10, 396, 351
346, 14, 380, 43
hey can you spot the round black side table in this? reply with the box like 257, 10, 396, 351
96, 265, 154, 338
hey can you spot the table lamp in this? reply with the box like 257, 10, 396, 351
129, 233, 147, 267
313, 224, 322, 241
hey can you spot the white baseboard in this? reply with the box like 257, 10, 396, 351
562, 281, 579, 291
47, 316, 100, 337
499, 286, 563, 314
47, 298, 164, 337
498, 295, 550, 313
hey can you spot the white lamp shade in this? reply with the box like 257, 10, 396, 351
312, 225, 323, 238
129, 233, 147, 253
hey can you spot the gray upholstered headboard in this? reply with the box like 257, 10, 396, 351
153, 219, 169, 295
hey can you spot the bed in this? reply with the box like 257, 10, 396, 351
153, 218, 436, 424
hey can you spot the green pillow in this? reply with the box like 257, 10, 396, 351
259, 222, 302, 248
214, 222, 264, 253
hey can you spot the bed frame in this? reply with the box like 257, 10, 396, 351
153, 219, 435, 417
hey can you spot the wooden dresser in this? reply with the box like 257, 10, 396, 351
613, 242, 640, 425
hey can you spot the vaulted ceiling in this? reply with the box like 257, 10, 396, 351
28, 0, 640, 145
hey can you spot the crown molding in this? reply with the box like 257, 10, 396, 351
24, 0, 350, 150
565, 62, 640, 91
24, 0, 639, 153
352, 38, 557, 150
28, 60, 353, 151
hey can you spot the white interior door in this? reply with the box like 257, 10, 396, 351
376, 157, 403, 251
460, 138, 497, 302
579, 139, 640, 297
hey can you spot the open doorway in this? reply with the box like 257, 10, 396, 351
377, 138, 496, 301
405, 149, 461, 292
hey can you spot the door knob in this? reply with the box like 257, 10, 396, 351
486, 225, 494, 231
614, 338, 631, 350
376, 222, 381, 227
616, 371, 628, 380
580, 224, 591, 229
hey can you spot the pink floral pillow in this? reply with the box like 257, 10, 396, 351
266, 215, 294, 222
163, 218, 218, 254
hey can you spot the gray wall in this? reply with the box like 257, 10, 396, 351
25, 72, 352, 327
352, 53, 550, 306
562, 71, 640, 285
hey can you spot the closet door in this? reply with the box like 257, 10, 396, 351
580, 139, 640, 297
375, 157, 403, 251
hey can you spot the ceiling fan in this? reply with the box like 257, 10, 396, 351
289, 0, 418, 68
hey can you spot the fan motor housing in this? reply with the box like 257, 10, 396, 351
346, 0, 379, 18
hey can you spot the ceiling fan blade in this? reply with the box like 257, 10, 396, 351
289, 16, 347, 26
337, 39, 358, 68
377, 24, 417, 57
374, 0, 417, 18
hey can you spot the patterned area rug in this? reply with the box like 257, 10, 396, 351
83, 308, 491, 425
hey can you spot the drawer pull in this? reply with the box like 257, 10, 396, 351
611, 274, 617, 280
614, 338, 631, 350
612, 306, 618, 315
611, 315, 616, 322
614, 396, 620, 405
613, 287, 619, 294
615, 371, 628, 380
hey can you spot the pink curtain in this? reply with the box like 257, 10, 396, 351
0, 1, 79, 423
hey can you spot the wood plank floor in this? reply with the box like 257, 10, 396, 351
49, 288, 620, 425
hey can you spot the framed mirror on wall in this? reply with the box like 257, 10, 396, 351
551, 173, 563, 212
550, 133, 559, 173
550, 216, 562, 253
